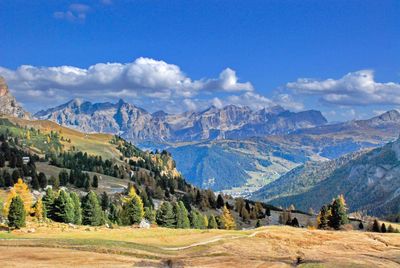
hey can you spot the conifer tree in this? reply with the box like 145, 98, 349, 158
372, 219, 380, 232
33, 198, 44, 222
8, 195, 25, 228
221, 206, 236, 230
216, 194, 224, 209
82, 191, 102, 226
109, 203, 121, 225
388, 224, 395, 233
156, 201, 175, 227
241, 207, 250, 222
208, 215, 218, 229
317, 205, 331, 229
381, 223, 387, 233
291, 217, 299, 227
359, 221, 364, 230
38, 172, 47, 189
53, 190, 75, 223
100, 192, 109, 211
4, 178, 32, 216
174, 201, 190, 228
92, 175, 98, 188
31, 175, 40, 190
255, 219, 261, 228
328, 195, 348, 229
121, 187, 144, 225
144, 207, 156, 224
42, 188, 55, 219
70, 192, 82, 225
59, 170, 69, 186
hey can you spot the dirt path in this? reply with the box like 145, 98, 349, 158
160, 230, 265, 251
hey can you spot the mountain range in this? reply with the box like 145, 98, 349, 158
252, 138, 400, 216
0, 77, 31, 119
35, 98, 328, 142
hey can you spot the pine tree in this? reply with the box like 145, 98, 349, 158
255, 219, 261, 228
33, 198, 44, 222
42, 188, 55, 219
221, 206, 236, 230
8, 196, 25, 228
208, 215, 218, 229
388, 224, 395, 233
144, 207, 156, 224
372, 219, 380, 232
156, 201, 175, 227
174, 201, 190, 228
359, 221, 364, 230
291, 217, 299, 227
381, 223, 387, 233
31, 175, 40, 190
70, 192, 82, 225
328, 195, 348, 229
92, 175, 98, 188
241, 207, 250, 222
216, 194, 224, 209
53, 190, 75, 223
109, 203, 121, 225
38, 172, 47, 189
100, 192, 109, 211
59, 170, 69, 186
82, 191, 102, 226
317, 205, 331, 229
121, 187, 144, 225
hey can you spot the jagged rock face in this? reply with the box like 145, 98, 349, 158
36, 100, 328, 142
0, 77, 31, 119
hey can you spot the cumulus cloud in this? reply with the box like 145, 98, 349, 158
0, 57, 255, 110
287, 70, 400, 106
54, 3, 90, 22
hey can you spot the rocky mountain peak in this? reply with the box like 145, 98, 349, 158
0, 77, 31, 119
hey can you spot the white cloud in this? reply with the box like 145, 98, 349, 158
53, 3, 90, 22
0, 58, 254, 111
287, 70, 400, 106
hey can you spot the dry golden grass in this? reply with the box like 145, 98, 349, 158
0, 222, 399, 267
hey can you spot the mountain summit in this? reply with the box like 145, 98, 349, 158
0, 77, 31, 119
35, 99, 327, 142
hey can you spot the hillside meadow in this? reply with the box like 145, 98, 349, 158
0, 222, 399, 267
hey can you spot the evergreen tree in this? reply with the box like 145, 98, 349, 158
8, 196, 25, 228
31, 175, 40, 190
216, 194, 224, 209
70, 192, 82, 225
291, 217, 299, 227
359, 221, 364, 230
84, 177, 90, 191
241, 207, 250, 222
50, 176, 60, 190
372, 219, 380, 232
38, 172, 47, 189
174, 201, 190, 228
59, 170, 69, 186
144, 207, 156, 224
208, 215, 218, 229
317, 205, 331, 229
156, 201, 175, 227
255, 219, 261, 228
328, 195, 348, 229
100, 192, 109, 211
381, 223, 387, 233
92, 175, 98, 188
388, 224, 395, 233
121, 188, 144, 225
108, 203, 120, 224
42, 188, 55, 219
53, 190, 75, 223
81, 191, 102, 226
0, 153, 5, 168
221, 206, 236, 230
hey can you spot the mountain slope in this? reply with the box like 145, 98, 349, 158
256, 139, 400, 216
0, 77, 31, 119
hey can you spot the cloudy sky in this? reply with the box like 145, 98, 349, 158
1, 0, 399, 121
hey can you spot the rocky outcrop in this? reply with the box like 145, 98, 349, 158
0, 77, 31, 119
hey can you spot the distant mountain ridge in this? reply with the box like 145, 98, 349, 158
252, 138, 400, 216
35, 99, 328, 142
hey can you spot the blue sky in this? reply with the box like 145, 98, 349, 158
1, 0, 399, 121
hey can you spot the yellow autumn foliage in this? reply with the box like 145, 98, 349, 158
4, 178, 33, 215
